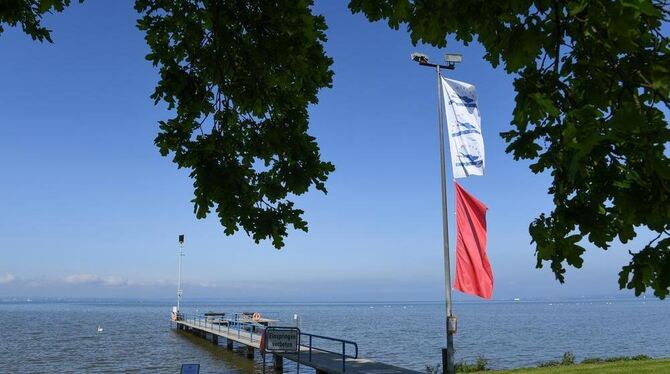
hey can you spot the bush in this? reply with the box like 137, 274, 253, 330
537, 360, 560, 368
537, 352, 574, 368
425, 357, 489, 373
561, 351, 576, 365
456, 356, 489, 372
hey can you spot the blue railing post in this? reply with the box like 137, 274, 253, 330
342, 342, 346, 372
309, 335, 312, 361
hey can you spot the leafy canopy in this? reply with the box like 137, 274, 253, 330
0, 0, 81, 42
349, 0, 670, 298
135, 0, 334, 248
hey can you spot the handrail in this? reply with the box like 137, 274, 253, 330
301, 332, 358, 358
176, 313, 359, 372
300, 331, 358, 372
179, 313, 264, 343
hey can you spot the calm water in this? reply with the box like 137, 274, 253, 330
1, 299, 668, 373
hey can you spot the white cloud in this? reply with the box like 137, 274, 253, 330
62, 274, 135, 287
100, 276, 135, 287
63, 273, 100, 285
1, 273, 226, 293
197, 281, 221, 288
0, 274, 16, 284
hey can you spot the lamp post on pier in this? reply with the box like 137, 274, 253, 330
177, 234, 184, 312
411, 52, 463, 374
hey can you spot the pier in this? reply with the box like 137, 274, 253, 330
173, 314, 420, 374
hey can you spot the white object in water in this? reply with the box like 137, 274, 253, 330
97, 325, 104, 333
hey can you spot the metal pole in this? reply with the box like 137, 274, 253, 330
297, 342, 301, 374
177, 240, 183, 312
436, 65, 455, 374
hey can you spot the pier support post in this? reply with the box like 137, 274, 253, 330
212, 335, 218, 345
246, 346, 254, 359
316, 370, 328, 374
226, 338, 234, 350
273, 354, 283, 371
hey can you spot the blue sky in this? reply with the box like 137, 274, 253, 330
0, 1, 646, 301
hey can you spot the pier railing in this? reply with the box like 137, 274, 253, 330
177, 313, 359, 372
181, 314, 262, 342
300, 331, 358, 372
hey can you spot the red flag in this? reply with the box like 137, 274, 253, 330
454, 182, 493, 299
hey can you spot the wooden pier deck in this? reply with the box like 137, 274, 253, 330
174, 317, 420, 374
279, 349, 420, 374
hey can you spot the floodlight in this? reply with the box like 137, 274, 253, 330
411, 52, 429, 64
178, 234, 184, 244
445, 54, 463, 63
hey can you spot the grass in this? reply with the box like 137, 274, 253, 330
426, 355, 670, 374
488, 358, 670, 373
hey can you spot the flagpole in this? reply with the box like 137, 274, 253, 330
411, 52, 460, 374
436, 65, 456, 374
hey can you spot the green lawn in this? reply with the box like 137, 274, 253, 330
484, 359, 670, 373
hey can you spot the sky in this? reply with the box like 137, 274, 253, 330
0, 1, 650, 302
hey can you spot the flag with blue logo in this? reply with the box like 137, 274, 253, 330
441, 77, 485, 178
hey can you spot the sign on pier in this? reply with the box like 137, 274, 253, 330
262, 327, 300, 353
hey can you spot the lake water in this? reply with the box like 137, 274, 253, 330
1, 299, 668, 373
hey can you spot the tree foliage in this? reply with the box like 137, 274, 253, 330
135, 0, 334, 248
0, 0, 80, 42
350, 0, 670, 298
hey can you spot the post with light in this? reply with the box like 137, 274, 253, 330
177, 234, 185, 313
411, 52, 463, 374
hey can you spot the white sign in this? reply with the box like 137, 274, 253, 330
264, 327, 300, 353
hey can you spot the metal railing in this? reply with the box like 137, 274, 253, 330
300, 331, 358, 372
179, 313, 263, 343
176, 312, 359, 372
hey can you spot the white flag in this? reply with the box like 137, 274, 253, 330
441, 77, 485, 178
